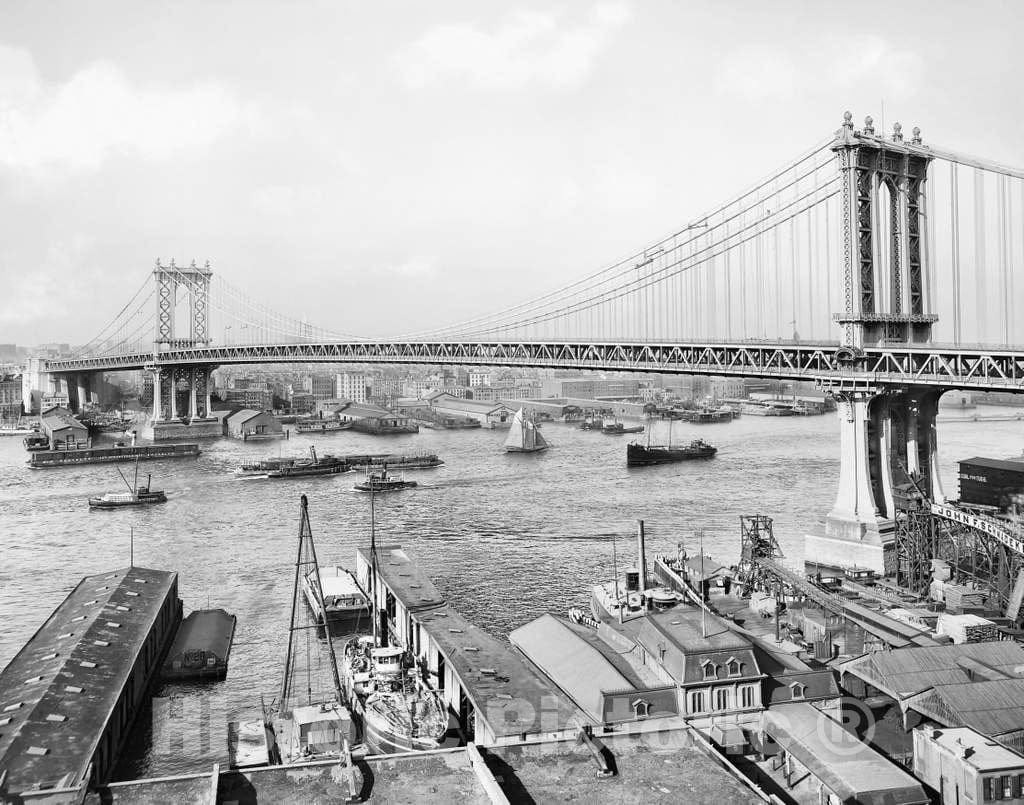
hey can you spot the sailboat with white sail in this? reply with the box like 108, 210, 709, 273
503, 408, 549, 453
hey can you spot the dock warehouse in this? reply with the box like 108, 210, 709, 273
355, 545, 588, 745
0, 567, 181, 799
39, 406, 88, 450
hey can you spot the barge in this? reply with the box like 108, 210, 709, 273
28, 442, 200, 468
163, 608, 236, 680
344, 452, 444, 471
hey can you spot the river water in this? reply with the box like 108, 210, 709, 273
0, 406, 1021, 777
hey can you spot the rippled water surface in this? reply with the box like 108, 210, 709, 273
0, 407, 1020, 776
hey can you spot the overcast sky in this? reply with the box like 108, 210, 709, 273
1, 0, 1021, 345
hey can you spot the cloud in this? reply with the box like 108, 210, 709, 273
0, 238, 96, 327
0, 45, 252, 172
714, 35, 924, 104
386, 256, 437, 277
252, 185, 325, 216
393, 3, 632, 91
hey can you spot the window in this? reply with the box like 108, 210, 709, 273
702, 661, 716, 680
740, 685, 755, 709
690, 691, 706, 713
715, 688, 730, 710
631, 699, 650, 718
790, 683, 806, 700
727, 657, 741, 677
1004, 775, 1012, 799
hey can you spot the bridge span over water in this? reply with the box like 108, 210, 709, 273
25, 111, 1024, 575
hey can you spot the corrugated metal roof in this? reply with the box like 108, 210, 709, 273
844, 642, 1024, 697
908, 679, 1024, 737
960, 456, 1024, 472
510, 614, 633, 721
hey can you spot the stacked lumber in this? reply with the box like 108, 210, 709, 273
938, 612, 1000, 644
942, 584, 987, 613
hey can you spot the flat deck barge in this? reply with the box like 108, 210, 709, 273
28, 442, 200, 468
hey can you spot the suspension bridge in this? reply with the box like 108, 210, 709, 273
23, 111, 1024, 574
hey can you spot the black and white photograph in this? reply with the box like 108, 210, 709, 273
1, 2, 1022, 802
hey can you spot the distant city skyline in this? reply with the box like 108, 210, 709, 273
2, 1, 1022, 345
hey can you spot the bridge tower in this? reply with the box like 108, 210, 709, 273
145, 259, 219, 438
809, 113, 944, 574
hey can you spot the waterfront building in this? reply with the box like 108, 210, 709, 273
761, 703, 929, 804
223, 387, 275, 411
510, 613, 679, 724
354, 545, 587, 744
424, 392, 514, 427
287, 389, 315, 414
0, 373, 23, 421
336, 402, 417, 434
309, 373, 336, 400
0, 567, 181, 797
40, 406, 89, 449
540, 377, 640, 399
335, 373, 367, 404
914, 726, 1024, 804
467, 370, 491, 387
225, 409, 282, 440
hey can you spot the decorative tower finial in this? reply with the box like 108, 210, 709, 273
892, 122, 903, 142
911, 126, 922, 145
190, 259, 197, 268
863, 116, 874, 135
155, 258, 162, 268
204, 260, 211, 269
842, 111, 853, 130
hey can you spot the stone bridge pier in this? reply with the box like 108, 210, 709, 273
145, 364, 222, 441
806, 384, 945, 574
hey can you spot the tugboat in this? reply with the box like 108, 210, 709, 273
266, 446, 349, 478
88, 461, 167, 508
626, 419, 716, 466
504, 408, 549, 453
353, 466, 417, 492
590, 521, 682, 622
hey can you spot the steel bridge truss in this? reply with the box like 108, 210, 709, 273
41, 341, 1024, 392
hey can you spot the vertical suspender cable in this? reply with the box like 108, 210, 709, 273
974, 168, 986, 344
950, 163, 962, 345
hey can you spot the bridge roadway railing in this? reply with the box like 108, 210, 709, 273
40, 341, 1024, 391
755, 558, 938, 648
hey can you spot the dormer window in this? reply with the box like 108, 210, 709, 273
790, 682, 806, 700
727, 658, 741, 677
631, 699, 650, 718
702, 661, 717, 680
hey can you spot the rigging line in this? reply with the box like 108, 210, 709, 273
395, 140, 836, 339
410, 164, 840, 341
458, 188, 841, 337
444, 178, 841, 338
82, 290, 158, 356
76, 278, 154, 353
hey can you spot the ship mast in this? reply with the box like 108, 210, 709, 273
279, 495, 345, 712
370, 487, 379, 647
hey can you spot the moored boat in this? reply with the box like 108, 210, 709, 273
602, 421, 644, 435
302, 566, 370, 626
295, 418, 352, 433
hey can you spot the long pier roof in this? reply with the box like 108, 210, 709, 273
0, 567, 177, 793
